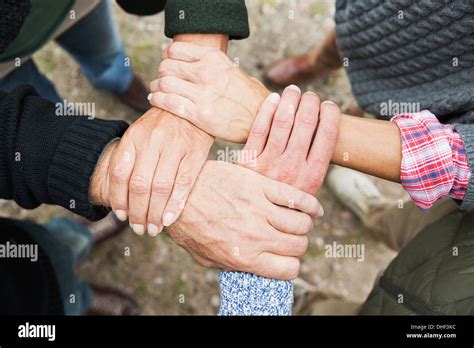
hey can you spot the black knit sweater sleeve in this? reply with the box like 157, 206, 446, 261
0, 85, 129, 220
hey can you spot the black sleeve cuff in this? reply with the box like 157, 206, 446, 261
47, 118, 129, 221
165, 0, 250, 40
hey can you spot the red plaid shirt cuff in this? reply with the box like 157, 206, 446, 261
391, 110, 471, 210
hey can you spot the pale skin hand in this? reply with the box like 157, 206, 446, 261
107, 108, 213, 236
149, 42, 402, 182
149, 42, 269, 143
90, 148, 323, 280
240, 88, 340, 196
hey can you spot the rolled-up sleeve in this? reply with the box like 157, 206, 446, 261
164, 0, 249, 40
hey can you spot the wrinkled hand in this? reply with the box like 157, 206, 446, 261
148, 42, 269, 143
166, 160, 323, 280
239, 86, 340, 195
106, 108, 213, 236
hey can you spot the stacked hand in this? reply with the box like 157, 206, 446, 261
149, 42, 269, 143
91, 41, 340, 280
104, 108, 213, 236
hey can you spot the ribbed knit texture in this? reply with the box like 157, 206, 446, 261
335, 0, 474, 210
165, 0, 249, 40
0, 85, 129, 220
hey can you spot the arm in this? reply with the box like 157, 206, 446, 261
0, 85, 128, 220
331, 114, 402, 183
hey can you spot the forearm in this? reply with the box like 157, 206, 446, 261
331, 114, 402, 183
174, 33, 229, 53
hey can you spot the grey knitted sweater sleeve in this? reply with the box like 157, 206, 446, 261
454, 124, 474, 211
335, 0, 474, 210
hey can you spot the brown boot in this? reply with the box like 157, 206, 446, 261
265, 29, 342, 87
76, 212, 128, 245
116, 73, 150, 113
87, 285, 140, 316
264, 53, 320, 87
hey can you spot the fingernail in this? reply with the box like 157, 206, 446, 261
148, 224, 163, 237
114, 210, 127, 221
322, 100, 337, 105
147, 93, 153, 101
163, 212, 176, 227
132, 224, 145, 235
318, 205, 325, 217
268, 93, 280, 105
287, 84, 301, 93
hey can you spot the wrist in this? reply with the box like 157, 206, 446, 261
174, 34, 229, 52
89, 140, 118, 206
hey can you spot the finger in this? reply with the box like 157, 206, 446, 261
107, 137, 136, 221
149, 92, 198, 124
127, 145, 161, 235
264, 85, 301, 156
264, 180, 324, 217
241, 93, 280, 161
163, 42, 215, 62
266, 228, 309, 257
252, 253, 300, 280
157, 59, 196, 81
151, 76, 201, 102
267, 206, 314, 236
285, 92, 320, 158
307, 100, 341, 182
150, 151, 206, 235
146, 148, 182, 236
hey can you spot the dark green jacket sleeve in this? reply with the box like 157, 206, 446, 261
116, 0, 249, 40
164, 0, 249, 40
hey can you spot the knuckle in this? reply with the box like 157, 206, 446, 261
286, 259, 301, 280
164, 94, 180, 110
300, 215, 314, 233
277, 166, 298, 182
174, 175, 193, 190
151, 181, 173, 195
159, 77, 172, 91
274, 118, 293, 129
295, 236, 309, 255
109, 164, 128, 184
129, 175, 150, 195
158, 59, 171, 76
167, 42, 180, 57
242, 229, 258, 242
299, 111, 317, 126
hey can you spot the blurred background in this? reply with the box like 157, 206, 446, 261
0, 0, 406, 314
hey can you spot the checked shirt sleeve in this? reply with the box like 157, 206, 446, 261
391, 110, 471, 210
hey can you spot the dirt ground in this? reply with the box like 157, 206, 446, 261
1, 0, 408, 315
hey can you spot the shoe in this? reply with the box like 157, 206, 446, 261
264, 53, 319, 87
87, 285, 140, 316
116, 73, 150, 113
76, 212, 128, 245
